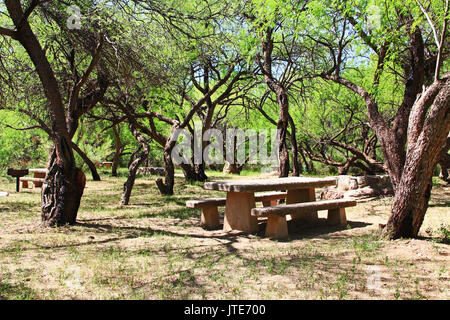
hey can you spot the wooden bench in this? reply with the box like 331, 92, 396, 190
19, 177, 45, 190
186, 192, 287, 230
251, 199, 357, 239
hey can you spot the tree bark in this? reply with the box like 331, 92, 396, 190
41, 144, 86, 226
156, 148, 175, 195
437, 136, 450, 183
121, 123, 149, 204
121, 150, 148, 205
288, 115, 300, 176
71, 142, 101, 181
112, 125, 121, 177
155, 127, 177, 196
382, 78, 450, 239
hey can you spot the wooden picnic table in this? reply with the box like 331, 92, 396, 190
203, 177, 337, 233
7, 168, 47, 191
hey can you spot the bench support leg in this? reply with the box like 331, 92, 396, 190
224, 192, 258, 233
287, 188, 318, 223
201, 207, 220, 230
327, 208, 347, 226
21, 180, 29, 189
265, 216, 288, 240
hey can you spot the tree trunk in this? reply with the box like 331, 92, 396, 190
180, 163, 207, 181
156, 148, 175, 195
437, 136, 450, 183
41, 142, 86, 226
277, 90, 290, 177
112, 125, 121, 177
71, 141, 101, 181
382, 79, 450, 239
155, 127, 177, 195
298, 144, 311, 173
195, 163, 208, 181
121, 151, 147, 205
288, 116, 300, 176
260, 27, 290, 178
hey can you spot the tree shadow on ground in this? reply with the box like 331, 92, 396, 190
271, 218, 372, 241
428, 199, 450, 207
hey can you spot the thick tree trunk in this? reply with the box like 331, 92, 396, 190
195, 164, 208, 181
41, 142, 86, 226
382, 79, 450, 239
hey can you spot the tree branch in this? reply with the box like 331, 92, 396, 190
0, 26, 19, 39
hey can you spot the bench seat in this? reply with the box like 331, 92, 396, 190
186, 192, 287, 230
251, 199, 357, 239
19, 177, 45, 189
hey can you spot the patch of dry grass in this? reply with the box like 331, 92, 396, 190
0, 173, 448, 300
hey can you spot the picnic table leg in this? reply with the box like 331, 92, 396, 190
224, 192, 258, 233
286, 187, 318, 223
201, 206, 220, 230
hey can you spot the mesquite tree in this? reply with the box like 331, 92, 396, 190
305, 0, 449, 239
0, 1, 110, 225
107, 61, 240, 199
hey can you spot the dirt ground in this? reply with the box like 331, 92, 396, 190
0, 173, 448, 300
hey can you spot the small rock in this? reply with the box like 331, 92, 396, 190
0, 192, 9, 197
320, 187, 344, 199
336, 175, 353, 191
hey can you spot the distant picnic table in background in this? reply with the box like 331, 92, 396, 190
7, 168, 47, 192
101, 162, 113, 169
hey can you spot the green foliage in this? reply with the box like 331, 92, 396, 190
0, 0, 448, 176
0, 111, 50, 170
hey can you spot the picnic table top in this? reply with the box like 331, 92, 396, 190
203, 176, 337, 193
